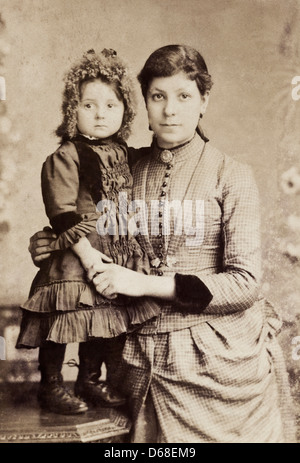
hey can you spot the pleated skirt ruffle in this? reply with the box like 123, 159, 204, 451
16, 280, 160, 347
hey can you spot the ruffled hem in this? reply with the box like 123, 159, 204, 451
21, 280, 126, 313
19, 280, 161, 346
16, 309, 126, 346
16, 299, 160, 347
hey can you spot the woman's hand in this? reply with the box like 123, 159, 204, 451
28, 227, 57, 265
90, 262, 147, 299
90, 262, 176, 301
29, 227, 113, 270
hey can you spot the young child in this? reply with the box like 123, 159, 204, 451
16, 49, 160, 415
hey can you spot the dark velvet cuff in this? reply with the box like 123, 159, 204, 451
50, 211, 83, 235
174, 273, 213, 314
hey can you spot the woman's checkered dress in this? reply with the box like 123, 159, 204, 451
114, 134, 296, 443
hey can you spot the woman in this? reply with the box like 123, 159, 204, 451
29, 45, 295, 443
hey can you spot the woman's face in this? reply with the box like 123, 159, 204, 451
77, 79, 124, 139
146, 71, 209, 149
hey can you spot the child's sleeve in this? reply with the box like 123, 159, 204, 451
41, 143, 99, 251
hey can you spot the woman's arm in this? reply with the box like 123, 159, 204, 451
28, 229, 110, 269
194, 162, 261, 314
91, 263, 213, 308
91, 262, 176, 299
92, 261, 215, 307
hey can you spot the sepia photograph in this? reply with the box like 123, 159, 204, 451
0, 0, 300, 446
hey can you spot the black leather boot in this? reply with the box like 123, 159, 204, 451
38, 342, 88, 415
75, 340, 126, 408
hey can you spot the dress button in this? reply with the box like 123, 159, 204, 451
158, 253, 163, 259
159, 222, 163, 229
158, 243, 163, 248
158, 211, 163, 217
158, 270, 163, 276
162, 182, 167, 187
167, 164, 172, 169
136, 221, 140, 228
158, 233, 162, 238
165, 173, 170, 177
160, 191, 166, 196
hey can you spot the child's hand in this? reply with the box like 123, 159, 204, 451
71, 237, 113, 277
80, 247, 112, 274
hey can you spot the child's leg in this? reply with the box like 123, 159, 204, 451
104, 334, 126, 387
75, 339, 126, 407
38, 341, 88, 415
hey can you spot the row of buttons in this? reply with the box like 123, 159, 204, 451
153, 151, 174, 276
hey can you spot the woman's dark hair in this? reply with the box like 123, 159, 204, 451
138, 44, 213, 100
56, 48, 136, 142
138, 45, 213, 142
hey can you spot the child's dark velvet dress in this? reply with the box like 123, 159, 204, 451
17, 134, 159, 348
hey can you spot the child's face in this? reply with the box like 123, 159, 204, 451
77, 79, 124, 139
146, 71, 209, 149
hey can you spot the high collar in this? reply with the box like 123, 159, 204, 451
72, 133, 118, 147
152, 133, 206, 164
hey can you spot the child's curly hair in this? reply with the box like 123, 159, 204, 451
56, 48, 136, 142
